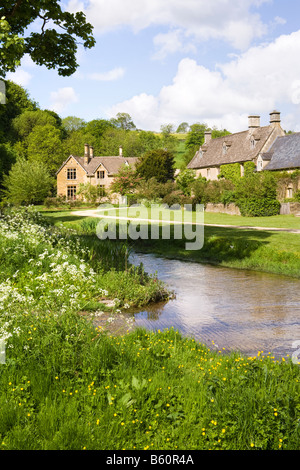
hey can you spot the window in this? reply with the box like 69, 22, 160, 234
97, 170, 105, 179
207, 168, 211, 179
222, 143, 227, 156
287, 187, 293, 198
67, 186, 77, 200
250, 137, 256, 150
67, 168, 76, 180
257, 158, 263, 171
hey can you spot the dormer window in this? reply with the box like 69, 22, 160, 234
222, 143, 227, 155
251, 137, 256, 150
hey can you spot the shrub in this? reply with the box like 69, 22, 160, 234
237, 198, 281, 217
162, 190, 188, 207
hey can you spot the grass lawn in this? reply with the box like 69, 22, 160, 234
203, 211, 300, 230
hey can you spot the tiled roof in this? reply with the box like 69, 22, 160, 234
263, 133, 300, 170
187, 125, 277, 169
57, 155, 138, 176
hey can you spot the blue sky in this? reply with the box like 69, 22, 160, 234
6, 0, 300, 133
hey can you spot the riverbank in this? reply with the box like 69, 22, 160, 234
0, 207, 299, 450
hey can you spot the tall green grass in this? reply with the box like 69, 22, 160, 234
1, 315, 299, 450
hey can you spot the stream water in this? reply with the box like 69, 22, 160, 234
130, 252, 300, 359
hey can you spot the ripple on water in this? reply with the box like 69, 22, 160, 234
130, 253, 300, 359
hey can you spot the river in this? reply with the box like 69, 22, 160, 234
130, 252, 300, 359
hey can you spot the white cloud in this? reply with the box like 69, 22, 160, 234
152, 29, 196, 60
50, 87, 79, 113
88, 67, 125, 81
67, 0, 270, 50
106, 30, 300, 132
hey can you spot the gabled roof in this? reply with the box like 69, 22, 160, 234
263, 133, 300, 170
187, 125, 279, 170
56, 155, 139, 176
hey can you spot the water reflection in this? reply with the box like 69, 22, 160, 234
130, 253, 300, 358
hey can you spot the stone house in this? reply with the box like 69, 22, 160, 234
56, 144, 138, 200
187, 111, 285, 179
261, 132, 300, 200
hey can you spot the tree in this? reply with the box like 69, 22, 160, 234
110, 113, 136, 131
136, 149, 175, 183
0, 142, 17, 189
176, 169, 196, 195
12, 109, 59, 140
185, 123, 208, 151
0, 1, 95, 78
176, 122, 190, 133
0, 80, 38, 142
109, 164, 141, 196
26, 123, 64, 175
160, 124, 175, 136
2, 157, 52, 204
62, 116, 86, 134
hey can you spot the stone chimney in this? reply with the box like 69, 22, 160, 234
119, 146, 123, 156
84, 143, 90, 165
269, 110, 281, 127
89, 146, 94, 158
248, 115, 260, 131
204, 131, 212, 145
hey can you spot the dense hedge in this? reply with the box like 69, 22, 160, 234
237, 198, 281, 217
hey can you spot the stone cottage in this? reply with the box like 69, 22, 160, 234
261, 132, 300, 201
56, 144, 138, 200
187, 111, 285, 179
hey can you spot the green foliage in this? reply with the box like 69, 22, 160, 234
62, 116, 86, 134
293, 190, 300, 202
176, 122, 189, 133
77, 183, 107, 205
134, 178, 173, 205
0, 17, 24, 77
244, 161, 256, 177
235, 172, 278, 201
219, 163, 241, 183
235, 172, 280, 217
12, 109, 59, 140
238, 198, 281, 217
26, 123, 64, 175
0, 142, 17, 188
110, 113, 136, 131
185, 123, 207, 151
110, 165, 142, 196
136, 149, 175, 183
175, 169, 196, 195
0, 80, 38, 143
2, 158, 52, 204
0, 1, 95, 77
